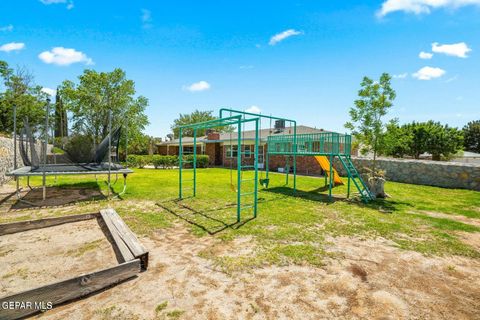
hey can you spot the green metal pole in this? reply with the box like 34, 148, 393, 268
293, 121, 297, 193
237, 118, 242, 222
193, 128, 197, 197
254, 118, 259, 218
265, 142, 269, 182
347, 174, 351, 198
179, 128, 183, 199
328, 153, 333, 201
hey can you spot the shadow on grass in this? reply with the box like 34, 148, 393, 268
11, 181, 106, 210
263, 186, 344, 204
263, 186, 415, 213
362, 197, 415, 213
156, 200, 255, 235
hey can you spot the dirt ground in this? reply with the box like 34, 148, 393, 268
1, 186, 480, 319
11, 225, 476, 320
0, 219, 117, 296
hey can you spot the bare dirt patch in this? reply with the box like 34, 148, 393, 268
31, 226, 480, 320
0, 219, 117, 296
410, 210, 480, 227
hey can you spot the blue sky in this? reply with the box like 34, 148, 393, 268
1, 0, 479, 138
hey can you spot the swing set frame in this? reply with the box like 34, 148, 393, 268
178, 114, 260, 222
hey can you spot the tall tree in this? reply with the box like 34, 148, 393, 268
345, 73, 396, 174
463, 120, 480, 153
0, 60, 47, 134
59, 68, 149, 151
171, 109, 232, 137
54, 88, 68, 140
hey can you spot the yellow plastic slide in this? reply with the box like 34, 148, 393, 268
314, 156, 344, 185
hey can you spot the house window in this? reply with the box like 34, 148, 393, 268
226, 145, 238, 158
183, 146, 194, 154
243, 145, 251, 158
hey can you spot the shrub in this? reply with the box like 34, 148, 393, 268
127, 154, 153, 168
137, 155, 152, 168
166, 155, 178, 168
152, 155, 178, 169
126, 154, 138, 167
183, 155, 209, 168
64, 135, 93, 163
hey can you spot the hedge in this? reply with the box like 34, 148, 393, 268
126, 154, 209, 169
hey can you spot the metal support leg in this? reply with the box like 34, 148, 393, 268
27, 176, 32, 190
16, 177, 21, 199
328, 154, 333, 201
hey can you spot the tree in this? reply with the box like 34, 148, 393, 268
385, 121, 464, 160
422, 121, 463, 160
345, 73, 396, 174
171, 110, 233, 137
54, 88, 68, 141
59, 68, 149, 156
0, 60, 48, 134
384, 120, 411, 158
463, 120, 480, 153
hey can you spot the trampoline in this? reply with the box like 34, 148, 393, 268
8, 101, 133, 205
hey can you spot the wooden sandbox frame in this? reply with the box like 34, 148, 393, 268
0, 209, 149, 320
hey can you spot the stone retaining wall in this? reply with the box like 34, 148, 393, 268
333, 157, 480, 191
0, 136, 49, 186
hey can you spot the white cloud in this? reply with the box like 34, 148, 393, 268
432, 42, 471, 58
419, 51, 433, 59
183, 81, 211, 92
412, 66, 446, 80
141, 9, 152, 28
245, 105, 261, 114
377, 0, 480, 17
239, 65, 254, 70
0, 42, 25, 52
40, 0, 74, 9
41, 87, 56, 96
0, 25, 13, 32
393, 73, 408, 79
269, 29, 302, 46
38, 47, 94, 66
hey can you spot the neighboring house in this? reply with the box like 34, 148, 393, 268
157, 125, 355, 176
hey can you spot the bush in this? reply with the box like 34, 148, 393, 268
127, 154, 153, 168
127, 154, 207, 169
183, 155, 209, 168
64, 135, 93, 163
152, 155, 178, 169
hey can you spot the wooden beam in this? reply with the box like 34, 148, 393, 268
100, 209, 148, 270
100, 209, 135, 263
0, 213, 99, 236
0, 259, 141, 320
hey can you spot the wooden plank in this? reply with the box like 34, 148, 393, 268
100, 209, 149, 270
100, 209, 135, 263
0, 213, 99, 236
0, 259, 140, 320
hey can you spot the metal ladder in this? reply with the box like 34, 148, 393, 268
178, 151, 196, 199
338, 155, 374, 202
237, 148, 258, 221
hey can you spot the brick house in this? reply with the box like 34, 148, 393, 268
157, 125, 355, 176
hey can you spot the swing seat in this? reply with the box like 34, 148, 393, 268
260, 178, 270, 188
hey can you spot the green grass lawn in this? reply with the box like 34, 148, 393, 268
9, 168, 480, 272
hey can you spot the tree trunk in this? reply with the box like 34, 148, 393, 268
368, 176, 387, 199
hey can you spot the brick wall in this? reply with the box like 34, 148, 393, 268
205, 143, 216, 166
268, 155, 323, 175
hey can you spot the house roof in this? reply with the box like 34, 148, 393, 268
158, 125, 326, 145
